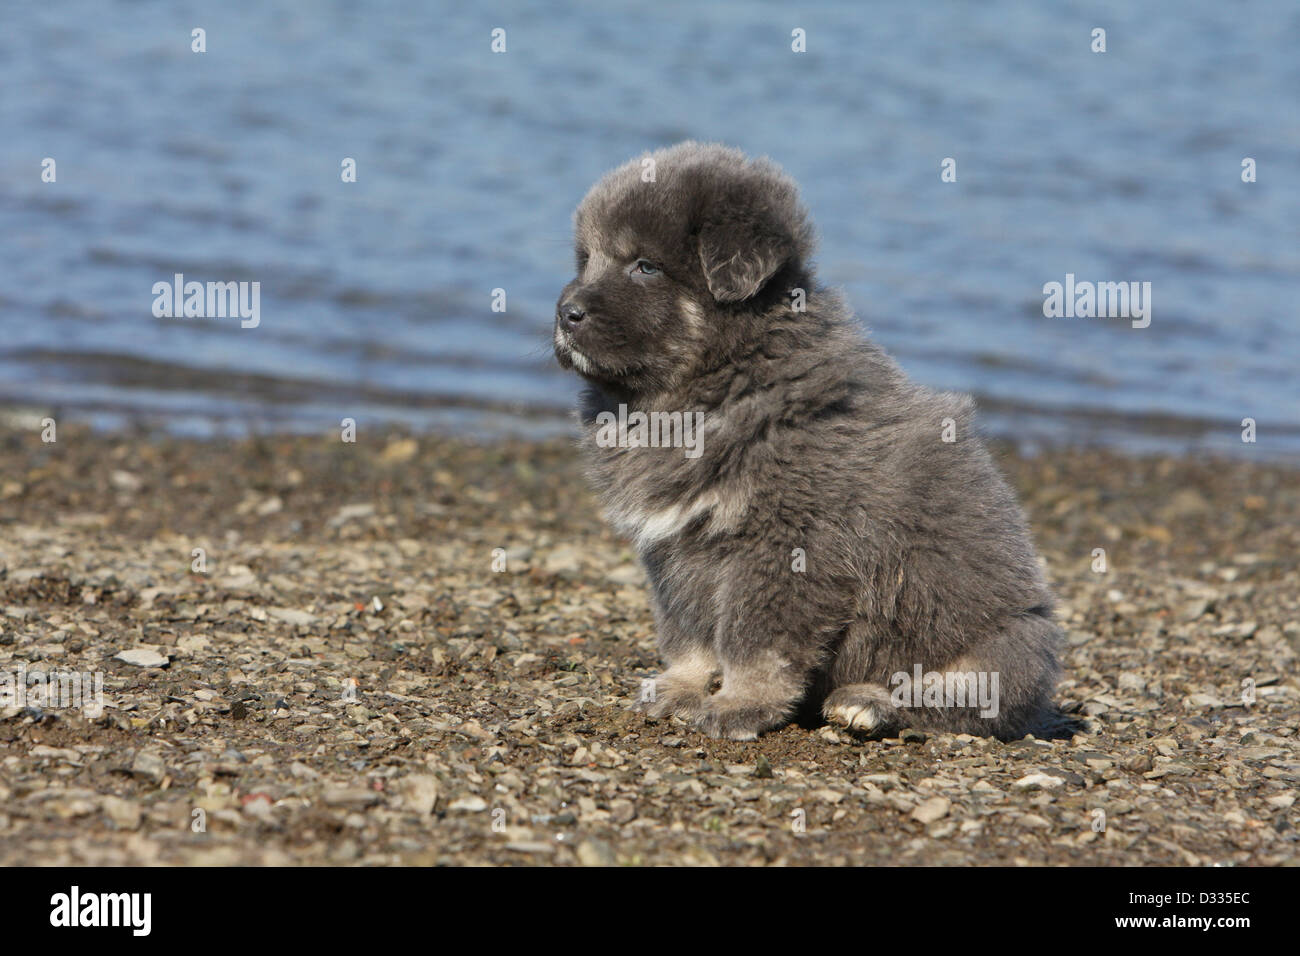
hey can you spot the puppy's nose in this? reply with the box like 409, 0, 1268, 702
559, 301, 586, 328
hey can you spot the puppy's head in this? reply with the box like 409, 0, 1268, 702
554, 142, 814, 394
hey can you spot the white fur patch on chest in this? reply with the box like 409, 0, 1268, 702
608, 486, 747, 550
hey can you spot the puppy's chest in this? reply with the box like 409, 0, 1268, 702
582, 438, 746, 553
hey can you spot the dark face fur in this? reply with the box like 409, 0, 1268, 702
554, 142, 814, 398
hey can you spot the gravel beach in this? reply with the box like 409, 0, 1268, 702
0, 424, 1296, 866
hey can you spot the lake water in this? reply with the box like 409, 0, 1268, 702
2, 1, 1297, 458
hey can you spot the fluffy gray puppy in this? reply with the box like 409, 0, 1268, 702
554, 142, 1067, 741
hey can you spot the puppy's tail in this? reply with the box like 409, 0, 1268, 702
1028, 702, 1087, 741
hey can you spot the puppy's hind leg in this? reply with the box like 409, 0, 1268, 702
823, 683, 907, 738
935, 611, 1064, 740
898, 611, 1064, 740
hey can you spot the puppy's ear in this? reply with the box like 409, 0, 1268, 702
698, 211, 793, 303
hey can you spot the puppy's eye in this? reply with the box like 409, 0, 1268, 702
633, 259, 661, 276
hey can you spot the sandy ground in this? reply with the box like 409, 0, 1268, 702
0, 424, 1296, 865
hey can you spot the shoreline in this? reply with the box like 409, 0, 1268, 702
0, 425, 1295, 865
3, 398, 1297, 465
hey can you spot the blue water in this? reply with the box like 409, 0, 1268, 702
1, 1, 1297, 457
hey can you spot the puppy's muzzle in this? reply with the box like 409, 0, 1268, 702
558, 300, 586, 331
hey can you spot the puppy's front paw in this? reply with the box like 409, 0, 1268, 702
630, 654, 719, 721
629, 674, 709, 722
691, 693, 789, 741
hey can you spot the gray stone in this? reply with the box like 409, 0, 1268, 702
115, 647, 169, 668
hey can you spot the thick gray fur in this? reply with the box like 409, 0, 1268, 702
553, 142, 1069, 741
